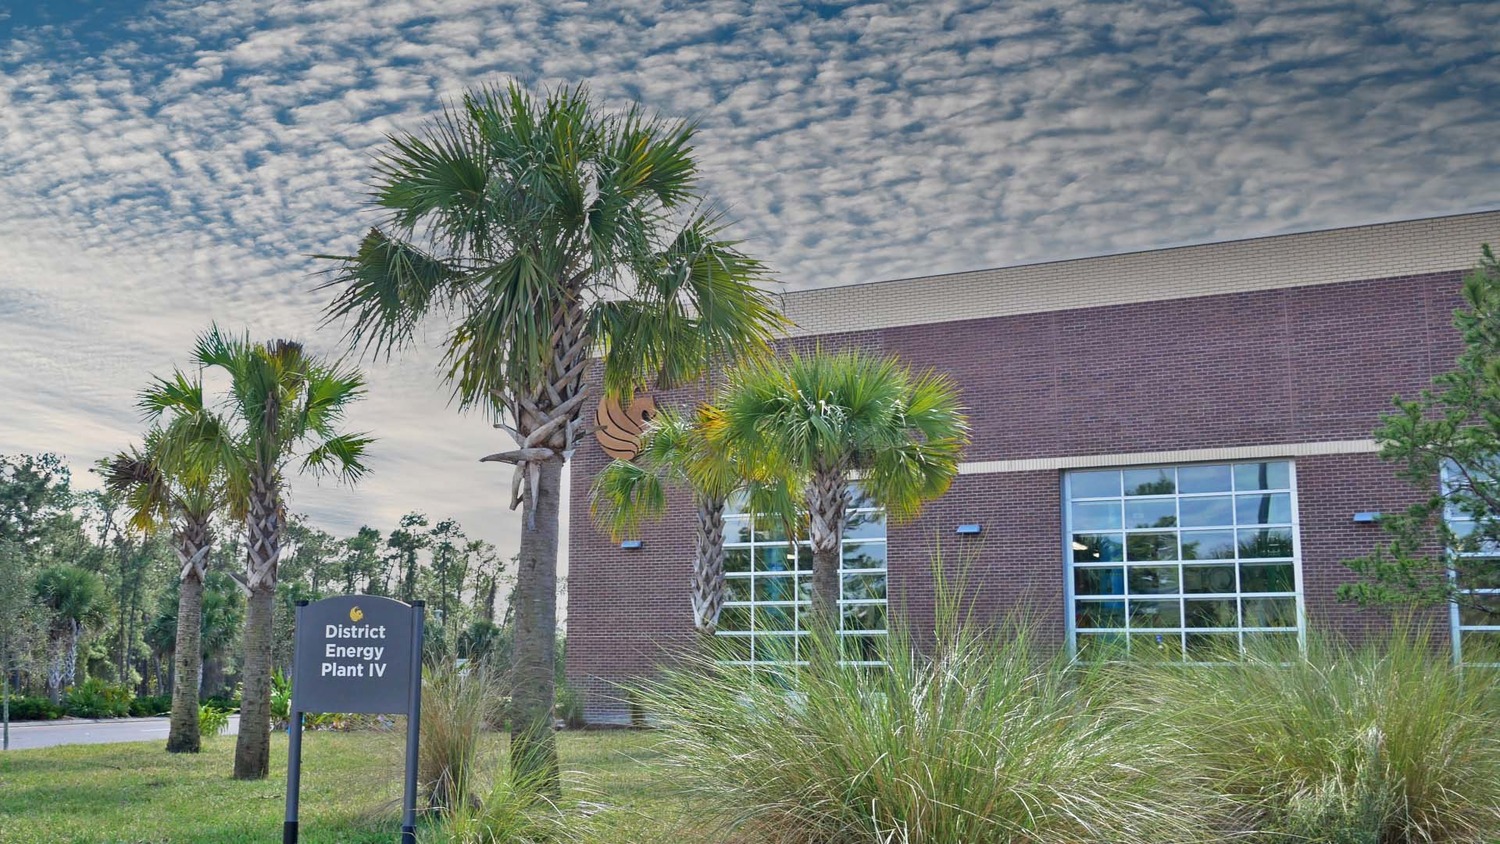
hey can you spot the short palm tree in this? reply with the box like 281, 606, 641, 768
591, 404, 797, 635
711, 349, 969, 632
102, 425, 225, 753
321, 81, 783, 789
34, 565, 107, 703
142, 325, 371, 780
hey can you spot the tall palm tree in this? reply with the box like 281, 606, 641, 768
321, 81, 783, 789
102, 425, 224, 753
590, 404, 796, 635
34, 565, 107, 703
711, 349, 970, 633
143, 325, 371, 780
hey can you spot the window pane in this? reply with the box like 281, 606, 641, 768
843, 572, 887, 602
718, 606, 751, 632
1243, 597, 1297, 628
1075, 566, 1124, 596
1235, 493, 1291, 526
1179, 497, 1233, 527
795, 543, 814, 571
714, 634, 751, 660
1239, 528, 1294, 559
1128, 566, 1179, 595
1071, 501, 1122, 531
1124, 468, 1175, 496
1240, 563, 1295, 593
843, 603, 887, 632
726, 517, 754, 544
1183, 564, 1236, 595
1130, 632, 1184, 659
1461, 631, 1500, 662
1127, 532, 1179, 562
842, 542, 888, 570
755, 576, 796, 603
845, 509, 887, 540
1130, 599, 1182, 628
1073, 533, 1123, 563
1075, 599, 1125, 629
1178, 465, 1232, 494
1075, 633, 1126, 660
1185, 599, 1238, 628
1242, 631, 1299, 655
758, 545, 794, 572
1125, 499, 1177, 529
724, 575, 752, 603
1455, 564, 1500, 590
724, 549, 752, 574
1457, 595, 1500, 627
756, 516, 790, 543
1186, 633, 1239, 660
1181, 530, 1236, 560
1234, 461, 1290, 491
754, 605, 794, 631
1071, 471, 1121, 498
841, 633, 884, 662
757, 635, 798, 662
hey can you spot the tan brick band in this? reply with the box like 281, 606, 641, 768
957, 439, 1380, 475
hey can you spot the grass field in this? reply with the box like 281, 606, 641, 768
0, 729, 700, 844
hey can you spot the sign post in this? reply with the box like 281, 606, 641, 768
284, 596, 424, 844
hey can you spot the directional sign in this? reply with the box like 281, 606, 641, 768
292, 595, 416, 714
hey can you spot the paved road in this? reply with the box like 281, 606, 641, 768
2, 715, 240, 750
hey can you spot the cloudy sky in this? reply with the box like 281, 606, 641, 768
0, 0, 1496, 564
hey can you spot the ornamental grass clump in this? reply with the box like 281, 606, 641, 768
636, 615, 1209, 844
1124, 624, 1500, 843
420, 660, 502, 815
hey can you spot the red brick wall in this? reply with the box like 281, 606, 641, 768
567, 270, 1465, 722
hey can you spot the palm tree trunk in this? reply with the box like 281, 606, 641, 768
234, 476, 281, 780
167, 520, 211, 753
691, 497, 727, 634
509, 458, 562, 796
807, 471, 849, 633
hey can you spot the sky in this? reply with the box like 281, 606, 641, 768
0, 0, 1496, 567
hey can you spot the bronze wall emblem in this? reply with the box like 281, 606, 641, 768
595, 395, 657, 460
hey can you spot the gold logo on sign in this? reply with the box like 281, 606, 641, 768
595, 395, 657, 461
349, 606, 365, 623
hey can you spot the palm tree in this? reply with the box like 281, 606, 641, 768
143, 325, 371, 780
711, 349, 969, 633
102, 426, 224, 753
590, 404, 796, 635
321, 81, 783, 789
34, 565, 107, 703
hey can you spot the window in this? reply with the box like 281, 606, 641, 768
715, 489, 887, 666
1442, 467, 1500, 665
1065, 460, 1303, 660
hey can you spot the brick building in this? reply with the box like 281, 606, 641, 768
567, 210, 1500, 724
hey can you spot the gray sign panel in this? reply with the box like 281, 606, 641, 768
292, 595, 416, 714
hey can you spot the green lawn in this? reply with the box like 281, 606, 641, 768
0, 730, 703, 844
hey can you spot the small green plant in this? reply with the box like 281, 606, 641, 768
443, 769, 582, 844
1122, 623, 1500, 843
128, 694, 172, 717
63, 679, 134, 718
7, 695, 63, 720
270, 668, 292, 727
420, 660, 500, 815
198, 704, 230, 738
554, 681, 585, 730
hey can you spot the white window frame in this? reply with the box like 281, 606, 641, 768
1440, 463, 1500, 667
715, 494, 888, 668
1061, 459, 1307, 661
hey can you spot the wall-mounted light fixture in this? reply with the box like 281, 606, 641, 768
1352, 512, 1382, 524
620, 539, 644, 549
955, 524, 983, 535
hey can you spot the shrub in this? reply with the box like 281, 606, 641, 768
198, 704, 231, 738
6, 695, 63, 721
554, 681, 585, 730
635, 622, 1208, 844
444, 769, 581, 844
420, 660, 501, 815
270, 668, 292, 728
63, 679, 133, 718
1123, 624, 1500, 843
129, 694, 172, 717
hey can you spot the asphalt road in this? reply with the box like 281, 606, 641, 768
2, 714, 240, 750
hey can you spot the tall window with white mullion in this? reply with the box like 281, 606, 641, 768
1065, 460, 1303, 661
1440, 463, 1500, 665
716, 487, 888, 666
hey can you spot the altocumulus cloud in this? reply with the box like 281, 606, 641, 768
0, 0, 1495, 566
